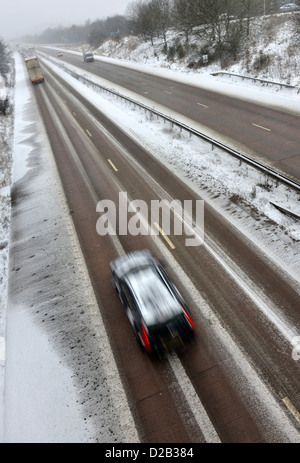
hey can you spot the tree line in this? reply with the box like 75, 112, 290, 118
0, 39, 11, 115
23, 15, 131, 47
128, 0, 258, 44
24, 0, 298, 60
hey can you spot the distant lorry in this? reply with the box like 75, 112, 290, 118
83, 50, 94, 62
24, 56, 44, 84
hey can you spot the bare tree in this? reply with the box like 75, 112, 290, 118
234, 0, 261, 36
172, 0, 199, 43
152, 0, 172, 46
188, 1, 246, 62
127, 0, 157, 44
193, 0, 231, 49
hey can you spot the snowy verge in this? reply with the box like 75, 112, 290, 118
1, 53, 139, 443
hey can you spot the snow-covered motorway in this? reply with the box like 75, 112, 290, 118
4, 53, 300, 443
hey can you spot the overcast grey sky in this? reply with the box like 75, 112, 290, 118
1, 0, 132, 41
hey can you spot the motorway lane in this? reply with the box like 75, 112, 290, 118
40, 47, 300, 183
30, 64, 300, 441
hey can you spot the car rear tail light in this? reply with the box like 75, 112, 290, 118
141, 324, 152, 352
183, 308, 196, 331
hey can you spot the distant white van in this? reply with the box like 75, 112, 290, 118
83, 51, 94, 62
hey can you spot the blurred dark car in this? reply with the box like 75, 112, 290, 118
110, 250, 196, 357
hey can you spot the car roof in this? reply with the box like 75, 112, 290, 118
111, 250, 182, 325
127, 266, 182, 325
111, 250, 156, 278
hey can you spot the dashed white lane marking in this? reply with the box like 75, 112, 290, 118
197, 103, 209, 109
154, 222, 176, 249
107, 159, 118, 172
252, 123, 271, 132
283, 397, 300, 425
